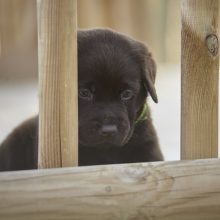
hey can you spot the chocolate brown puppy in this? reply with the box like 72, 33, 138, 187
0, 29, 163, 171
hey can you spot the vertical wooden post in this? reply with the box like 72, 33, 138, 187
37, 0, 78, 168
181, 0, 219, 159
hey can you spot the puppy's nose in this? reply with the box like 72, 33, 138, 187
100, 124, 118, 137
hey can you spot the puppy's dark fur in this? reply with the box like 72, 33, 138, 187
0, 29, 163, 171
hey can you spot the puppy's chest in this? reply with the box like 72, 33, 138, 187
79, 146, 131, 166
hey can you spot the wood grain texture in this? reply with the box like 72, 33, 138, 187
37, 0, 78, 168
0, 159, 220, 219
181, 0, 219, 159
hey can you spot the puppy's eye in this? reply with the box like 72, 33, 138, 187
79, 88, 93, 100
120, 89, 134, 101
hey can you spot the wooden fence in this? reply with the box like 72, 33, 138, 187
37, 0, 78, 168
0, 159, 220, 220
0, 0, 219, 219
181, 0, 219, 160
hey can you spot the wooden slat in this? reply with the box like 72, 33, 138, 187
0, 159, 220, 219
37, 0, 78, 168
181, 0, 219, 159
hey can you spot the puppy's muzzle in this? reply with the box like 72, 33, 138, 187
100, 124, 118, 137
79, 106, 131, 146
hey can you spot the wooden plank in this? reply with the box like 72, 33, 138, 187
181, 0, 219, 159
0, 159, 220, 219
37, 0, 78, 168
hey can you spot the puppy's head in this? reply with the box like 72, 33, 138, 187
78, 29, 157, 147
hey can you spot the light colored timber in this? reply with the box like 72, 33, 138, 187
37, 0, 78, 168
0, 159, 220, 219
181, 0, 219, 159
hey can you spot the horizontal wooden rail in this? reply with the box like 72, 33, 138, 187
0, 159, 220, 220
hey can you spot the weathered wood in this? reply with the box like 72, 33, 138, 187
181, 0, 219, 159
37, 0, 78, 168
0, 159, 220, 220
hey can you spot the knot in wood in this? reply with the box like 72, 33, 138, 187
105, 186, 112, 193
118, 166, 147, 183
206, 34, 218, 57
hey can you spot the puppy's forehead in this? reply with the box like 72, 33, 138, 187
78, 29, 145, 91
79, 46, 141, 85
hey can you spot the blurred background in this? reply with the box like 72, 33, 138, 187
0, 0, 180, 161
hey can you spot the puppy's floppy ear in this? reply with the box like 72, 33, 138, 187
143, 52, 158, 103
138, 43, 158, 103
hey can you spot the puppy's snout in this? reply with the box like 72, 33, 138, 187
100, 124, 118, 137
